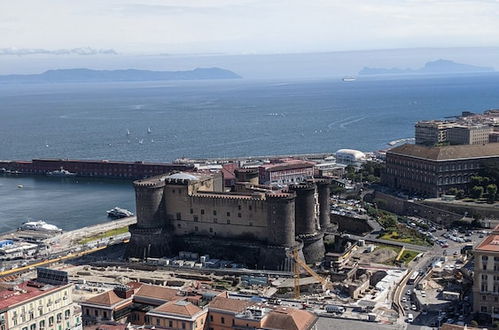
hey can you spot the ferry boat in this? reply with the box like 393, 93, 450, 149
47, 168, 77, 177
107, 207, 134, 219
19, 220, 62, 233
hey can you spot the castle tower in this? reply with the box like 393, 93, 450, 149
126, 177, 171, 259
266, 193, 296, 247
316, 178, 332, 230
289, 182, 325, 263
234, 168, 259, 185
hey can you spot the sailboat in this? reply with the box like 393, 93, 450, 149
139, 139, 144, 145
147, 127, 152, 134
126, 129, 131, 136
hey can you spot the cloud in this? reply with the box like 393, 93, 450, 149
0, 47, 118, 56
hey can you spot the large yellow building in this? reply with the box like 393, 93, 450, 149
0, 270, 81, 330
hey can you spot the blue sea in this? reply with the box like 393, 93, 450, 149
0, 74, 498, 231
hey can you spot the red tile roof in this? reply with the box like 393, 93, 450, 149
152, 300, 203, 317
0, 281, 69, 310
262, 307, 318, 330
475, 233, 499, 252
134, 284, 180, 303
208, 297, 253, 313
84, 290, 126, 307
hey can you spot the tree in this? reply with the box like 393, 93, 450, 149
471, 186, 484, 199
487, 184, 497, 203
470, 320, 478, 327
471, 176, 483, 187
456, 189, 465, 199
448, 187, 458, 196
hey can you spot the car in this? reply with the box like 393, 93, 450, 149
411, 304, 417, 311
404, 304, 409, 310
407, 314, 414, 323
406, 290, 411, 295
402, 297, 407, 303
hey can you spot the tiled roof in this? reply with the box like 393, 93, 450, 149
388, 143, 499, 161
262, 307, 318, 330
475, 234, 499, 252
260, 159, 315, 172
84, 290, 125, 307
0, 281, 69, 310
152, 300, 203, 317
208, 297, 252, 313
134, 284, 179, 302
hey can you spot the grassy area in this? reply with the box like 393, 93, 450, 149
398, 250, 420, 265
378, 226, 432, 247
374, 244, 401, 254
79, 226, 129, 244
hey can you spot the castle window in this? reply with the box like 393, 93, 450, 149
213, 210, 217, 216
194, 216, 199, 222
209, 228, 213, 233
195, 226, 198, 231
172, 189, 175, 193
201, 209, 205, 215
176, 213, 181, 220
226, 212, 230, 217
177, 224, 181, 228
238, 213, 241, 218
214, 218, 217, 223
227, 219, 230, 224
249, 205, 252, 211
238, 205, 241, 210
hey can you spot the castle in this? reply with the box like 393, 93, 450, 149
126, 169, 332, 270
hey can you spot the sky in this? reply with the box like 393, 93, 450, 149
1, 0, 499, 55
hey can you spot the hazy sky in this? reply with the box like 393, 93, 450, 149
2, 0, 499, 55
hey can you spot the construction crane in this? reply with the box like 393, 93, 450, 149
290, 248, 332, 299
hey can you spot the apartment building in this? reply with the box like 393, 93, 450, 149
473, 225, 499, 319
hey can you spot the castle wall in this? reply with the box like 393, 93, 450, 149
164, 183, 272, 243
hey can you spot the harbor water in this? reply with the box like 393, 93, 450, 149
1, 74, 499, 231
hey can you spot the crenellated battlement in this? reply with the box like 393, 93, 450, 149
288, 181, 316, 191
134, 178, 166, 188
265, 192, 295, 200
192, 192, 264, 201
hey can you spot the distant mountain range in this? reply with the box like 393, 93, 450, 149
359, 59, 495, 75
0, 67, 241, 83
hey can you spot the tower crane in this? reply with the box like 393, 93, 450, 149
290, 248, 332, 299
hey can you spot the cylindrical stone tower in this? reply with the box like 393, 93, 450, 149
266, 192, 296, 247
289, 182, 317, 236
234, 168, 259, 185
316, 178, 332, 230
126, 177, 170, 259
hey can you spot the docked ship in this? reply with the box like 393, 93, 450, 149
107, 207, 134, 219
47, 168, 77, 177
19, 220, 62, 233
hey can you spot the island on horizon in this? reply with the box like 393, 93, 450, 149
359, 59, 495, 76
0, 67, 242, 83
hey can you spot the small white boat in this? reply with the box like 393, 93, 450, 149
47, 168, 77, 177
126, 129, 131, 136
147, 127, 152, 134
138, 139, 144, 145
17, 184, 24, 188
342, 76, 356, 82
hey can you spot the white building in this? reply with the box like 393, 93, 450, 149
335, 149, 366, 167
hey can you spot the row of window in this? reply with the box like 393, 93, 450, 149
14, 310, 70, 328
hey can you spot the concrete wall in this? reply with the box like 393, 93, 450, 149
331, 214, 373, 235
372, 191, 462, 225
422, 200, 499, 220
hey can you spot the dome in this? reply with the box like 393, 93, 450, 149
166, 172, 199, 181
336, 149, 366, 160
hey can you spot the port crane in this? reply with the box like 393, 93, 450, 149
290, 248, 332, 299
